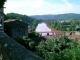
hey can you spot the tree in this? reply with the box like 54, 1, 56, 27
15, 36, 36, 50
0, 0, 6, 8
45, 20, 80, 31
30, 20, 38, 31
35, 35, 79, 60
5, 13, 36, 23
61, 47, 80, 60
28, 31, 39, 38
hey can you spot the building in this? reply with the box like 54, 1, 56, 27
4, 19, 28, 38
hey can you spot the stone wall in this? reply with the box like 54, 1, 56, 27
0, 30, 43, 60
12, 26, 25, 38
0, 8, 4, 29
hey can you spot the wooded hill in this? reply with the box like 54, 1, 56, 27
30, 13, 80, 20
4, 13, 37, 24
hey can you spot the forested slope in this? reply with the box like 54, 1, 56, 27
31, 13, 80, 20
4, 13, 37, 24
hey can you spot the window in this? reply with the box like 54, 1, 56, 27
17, 26, 21, 32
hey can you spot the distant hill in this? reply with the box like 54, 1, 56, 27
30, 13, 80, 20
4, 13, 37, 24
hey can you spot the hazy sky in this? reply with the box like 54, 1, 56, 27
4, 0, 80, 16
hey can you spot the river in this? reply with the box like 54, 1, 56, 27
35, 23, 55, 36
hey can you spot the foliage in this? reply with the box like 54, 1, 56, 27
28, 31, 40, 38
45, 20, 80, 31
35, 35, 80, 60
76, 28, 80, 31
4, 13, 37, 24
30, 20, 38, 31
60, 47, 80, 60
0, 0, 6, 8
15, 34, 80, 60
15, 36, 36, 50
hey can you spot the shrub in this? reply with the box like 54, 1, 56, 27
28, 31, 39, 38
35, 35, 79, 60
15, 36, 36, 50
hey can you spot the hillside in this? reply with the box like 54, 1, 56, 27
4, 13, 37, 24
30, 13, 80, 20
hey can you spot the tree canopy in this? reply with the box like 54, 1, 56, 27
0, 0, 6, 8
45, 20, 80, 31
4, 13, 37, 24
35, 35, 80, 60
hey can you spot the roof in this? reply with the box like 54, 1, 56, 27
4, 19, 28, 27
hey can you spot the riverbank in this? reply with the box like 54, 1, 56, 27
45, 23, 64, 39
46, 23, 80, 40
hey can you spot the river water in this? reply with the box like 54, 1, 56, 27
35, 23, 55, 36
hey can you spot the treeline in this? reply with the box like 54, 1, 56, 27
45, 20, 80, 31
30, 20, 38, 31
4, 13, 37, 24
15, 35, 80, 60
31, 13, 80, 20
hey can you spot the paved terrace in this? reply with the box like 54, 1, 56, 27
0, 25, 43, 60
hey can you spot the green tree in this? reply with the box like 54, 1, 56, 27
0, 0, 6, 8
15, 36, 36, 50
45, 20, 79, 31
28, 31, 39, 38
5, 13, 36, 23
30, 20, 38, 31
35, 35, 79, 60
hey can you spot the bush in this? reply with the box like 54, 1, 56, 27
28, 31, 40, 38
35, 35, 79, 60
15, 36, 36, 50
61, 47, 80, 60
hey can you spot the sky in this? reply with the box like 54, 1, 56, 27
4, 0, 80, 16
